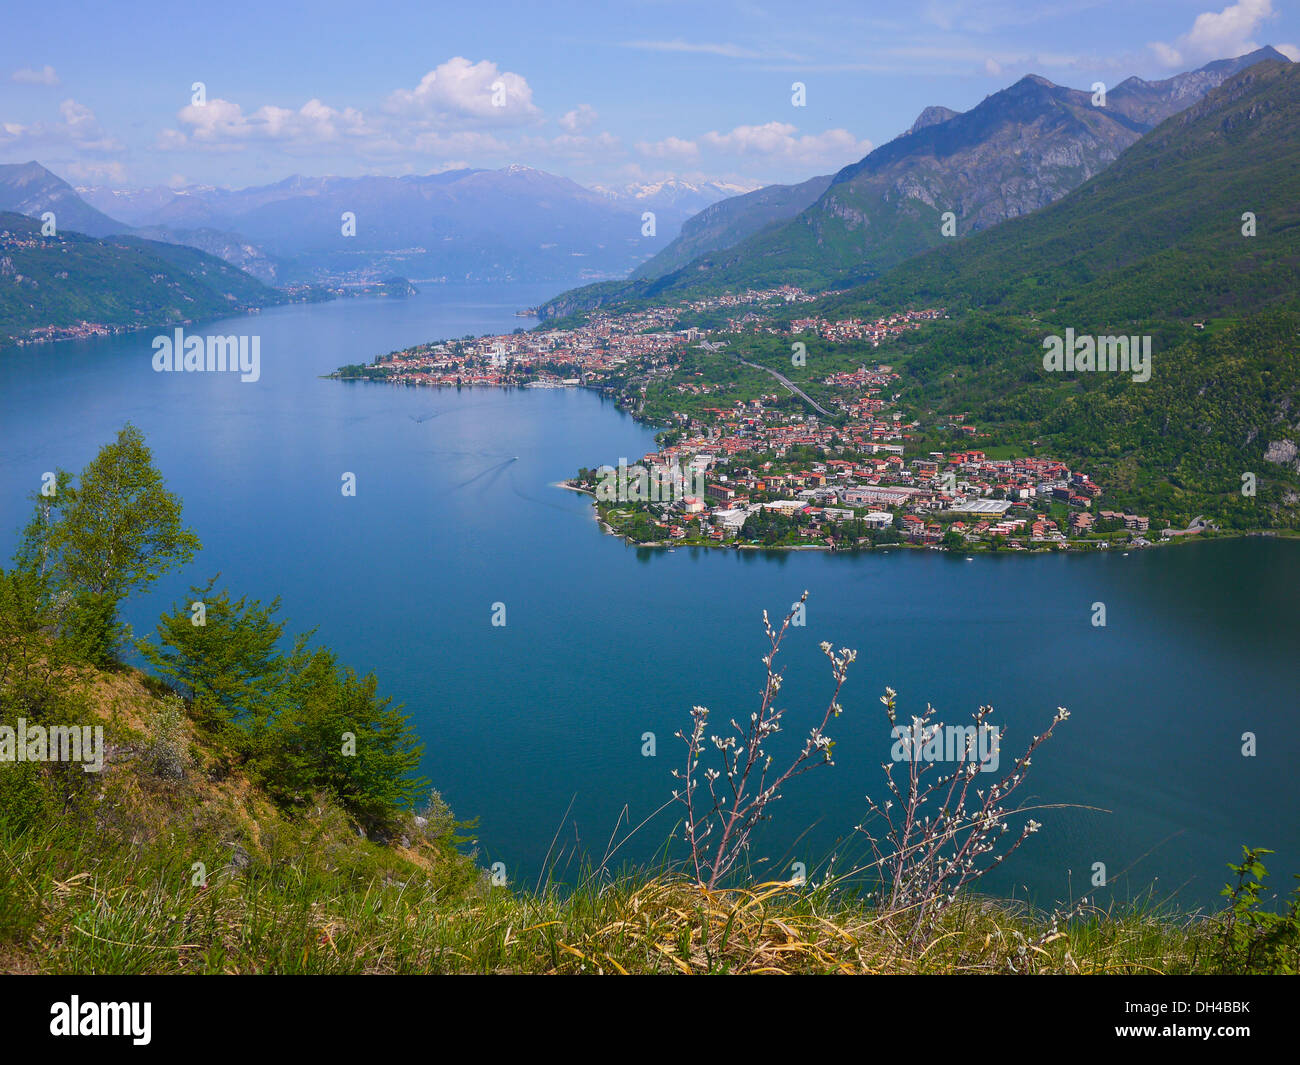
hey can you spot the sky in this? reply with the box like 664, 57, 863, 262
2, 0, 1298, 193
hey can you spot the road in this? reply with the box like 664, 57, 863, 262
733, 356, 834, 418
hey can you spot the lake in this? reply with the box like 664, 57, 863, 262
2, 283, 1296, 910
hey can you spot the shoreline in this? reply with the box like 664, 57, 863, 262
552, 479, 1298, 555
339, 370, 1299, 555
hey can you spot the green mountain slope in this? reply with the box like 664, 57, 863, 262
825, 59, 1300, 327
817, 61, 1300, 527
0, 211, 289, 345
632, 173, 833, 280
538, 49, 1289, 319
557, 61, 1300, 529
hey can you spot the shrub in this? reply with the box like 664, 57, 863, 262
145, 693, 190, 780
1213, 846, 1300, 974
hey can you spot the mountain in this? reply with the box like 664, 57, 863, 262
128, 225, 283, 284
1105, 47, 1291, 125
595, 178, 755, 220
820, 60, 1300, 525
826, 58, 1300, 327
538, 47, 1290, 317
908, 106, 959, 133
631, 173, 834, 280
628, 105, 961, 284
78, 167, 741, 285
0, 161, 131, 238
0, 210, 288, 346
0, 164, 284, 283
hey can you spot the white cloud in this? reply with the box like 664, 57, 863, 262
635, 123, 870, 173
636, 136, 700, 160
622, 39, 762, 59
64, 159, 126, 183
155, 128, 189, 150
406, 129, 511, 156
1150, 0, 1282, 67
0, 98, 122, 155
165, 96, 371, 150
549, 131, 621, 153
384, 57, 540, 127
1150, 41, 1184, 66
559, 104, 597, 133
699, 122, 871, 164
158, 57, 541, 163
59, 99, 99, 136
11, 65, 59, 86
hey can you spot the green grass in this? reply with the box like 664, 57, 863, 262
0, 658, 1291, 975
0, 818, 1234, 975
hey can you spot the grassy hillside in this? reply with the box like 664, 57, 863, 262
874, 309, 1300, 526
5, 634, 1295, 975
0, 211, 288, 346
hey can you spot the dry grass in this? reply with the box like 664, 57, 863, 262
0, 662, 1232, 976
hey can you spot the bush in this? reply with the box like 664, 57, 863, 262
145, 693, 190, 780
140, 586, 427, 831
1213, 847, 1300, 974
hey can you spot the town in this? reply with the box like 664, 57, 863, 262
334, 287, 1158, 553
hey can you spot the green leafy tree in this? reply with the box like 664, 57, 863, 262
18, 425, 199, 664
261, 646, 428, 829
0, 564, 82, 724
137, 577, 289, 733
139, 581, 426, 829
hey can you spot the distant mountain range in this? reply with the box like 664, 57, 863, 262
0, 161, 129, 238
73, 169, 745, 285
538, 47, 1291, 317
631, 173, 834, 280
593, 179, 757, 218
0, 163, 748, 288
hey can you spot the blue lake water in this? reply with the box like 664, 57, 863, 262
2, 283, 1297, 910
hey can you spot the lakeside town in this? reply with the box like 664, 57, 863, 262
332, 285, 1180, 553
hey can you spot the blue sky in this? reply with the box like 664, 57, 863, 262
2, 0, 1297, 191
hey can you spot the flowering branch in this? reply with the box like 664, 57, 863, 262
672, 592, 856, 890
